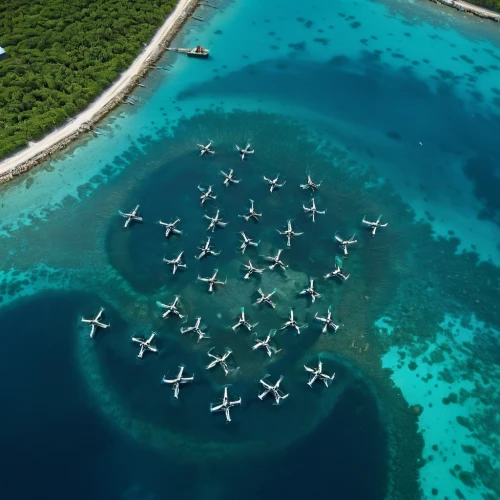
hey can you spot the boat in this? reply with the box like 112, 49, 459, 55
187, 45, 210, 58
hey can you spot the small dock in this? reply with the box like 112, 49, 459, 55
166, 45, 210, 58
431, 0, 500, 22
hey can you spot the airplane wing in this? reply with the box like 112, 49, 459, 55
211, 402, 223, 412
304, 365, 315, 373
334, 235, 343, 243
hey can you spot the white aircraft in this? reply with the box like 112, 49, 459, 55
258, 375, 289, 404
204, 209, 229, 232
232, 307, 258, 332
236, 143, 254, 161
300, 279, 321, 303
220, 169, 241, 186
81, 308, 110, 338
264, 248, 287, 271
280, 309, 307, 335
300, 174, 321, 191
314, 307, 340, 333
180, 317, 210, 343
239, 231, 260, 254
197, 268, 227, 293
335, 234, 357, 256
198, 185, 217, 205
255, 288, 277, 309
362, 214, 388, 236
159, 218, 181, 238
162, 365, 194, 399
252, 330, 281, 357
119, 204, 143, 228
264, 174, 286, 193
303, 198, 326, 223
304, 361, 335, 388
163, 251, 187, 274
206, 348, 236, 376
157, 296, 184, 319
325, 262, 350, 281
198, 140, 215, 156
196, 237, 220, 260
132, 332, 158, 359
277, 220, 303, 247
242, 260, 264, 279
239, 199, 262, 222
210, 386, 241, 423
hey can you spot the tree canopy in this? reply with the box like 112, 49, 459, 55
466, 0, 500, 12
0, 0, 178, 160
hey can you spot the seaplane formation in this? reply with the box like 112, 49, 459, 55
196, 237, 220, 260
197, 269, 227, 293
242, 259, 265, 279
163, 251, 187, 274
314, 307, 340, 333
198, 140, 215, 156
304, 361, 335, 388
81, 308, 110, 338
258, 375, 289, 405
303, 198, 326, 223
220, 169, 241, 186
239, 231, 260, 254
210, 386, 241, 422
198, 185, 217, 205
239, 199, 262, 222
280, 308, 307, 335
300, 279, 321, 303
181, 317, 210, 343
232, 307, 258, 332
119, 204, 143, 228
263, 174, 286, 193
325, 262, 350, 281
264, 248, 287, 270
252, 330, 281, 357
157, 296, 184, 319
162, 365, 194, 399
132, 332, 158, 359
277, 220, 303, 247
362, 214, 388, 236
255, 288, 277, 308
206, 348, 236, 376
335, 233, 357, 256
204, 209, 229, 232
236, 143, 254, 161
159, 218, 181, 238
300, 174, 321, 191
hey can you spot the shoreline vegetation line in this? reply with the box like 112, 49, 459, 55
428, 0, 500, 21
0, 0, 199, 185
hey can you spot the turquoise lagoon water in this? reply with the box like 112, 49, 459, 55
1, 0, 500, 498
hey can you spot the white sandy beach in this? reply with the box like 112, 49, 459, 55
0, 0, 194, 177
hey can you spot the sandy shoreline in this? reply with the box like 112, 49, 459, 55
429, 0, 500, 20
0, 0, 199, 184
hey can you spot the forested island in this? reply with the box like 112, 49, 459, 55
0, 0, 178, 160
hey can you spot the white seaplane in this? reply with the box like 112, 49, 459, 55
300, 279, 321, 303
252, 330, 281, 357
242, 260, 265, 279
198, 185, 217, 205
314, 306, 340, 333
304, 360, 335, 388
180, 317, 210, 343
210, 386, 241, 423
239, 231, 260, 254
204, 209, 229, 232
300, 174, 321, 192
236, 143, 254, 161
277, 220, 303, 247
324, 261, 350, 281
303, 198, 326, 222
220, 169, 241, 186
132, 332, 158, 359
163, 251, 187, 274
232, 307, 258, 332
81, 308, 110, 338
239, 199, 262, 222
198, 140, 215, 156
159, 218, 181, 238
258, 375, 289, 404
157, 296, 184, 319
197, 269, 227, 293
335, 233, 357, 256
362, 214, 388, 236
206, 348, 236, 376
264, 174, 286, 193
162, 365, 194, 399
280, 309, 308, 335
196, 237, 220, 260
255, 288, 277, 309
264, 249, 287, 271
119, 204, 143, 228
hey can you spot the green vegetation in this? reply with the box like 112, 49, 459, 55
467, 0, 500, 12
0, 0, 179, 160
